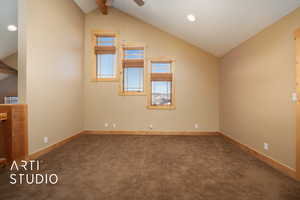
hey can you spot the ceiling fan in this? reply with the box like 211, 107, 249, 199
96, 0, 145, 15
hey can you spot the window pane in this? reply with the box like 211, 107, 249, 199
152, 63, 171, 73
98, 37, 114, 42
97, 54, 116, 78
97, 37, 115, 46
151, 81, 171, 106
4, 96, 18, 104
124, 68, 144, 92
124, 49, 144, 59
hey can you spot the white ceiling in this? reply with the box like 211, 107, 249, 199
0, 0, 17, 60
74, 0, 98, 13
74, 0, 300, 57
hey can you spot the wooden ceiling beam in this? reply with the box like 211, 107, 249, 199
0, 60, 17, 75
96, 0, 108, 15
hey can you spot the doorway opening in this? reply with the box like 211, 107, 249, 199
0, 0, 18, 165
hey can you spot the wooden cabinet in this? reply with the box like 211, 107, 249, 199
0, 104, 28, 163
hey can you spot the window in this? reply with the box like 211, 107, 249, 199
120, 45, 146, 95
152, 81, 172, 106
148, 60, 175, 109
97, 54, 116, 78
92, 32, 119, 81
124, 68, 144, 92
4, 96, 18, 104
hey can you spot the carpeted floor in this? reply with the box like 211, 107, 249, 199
0, 134, 300, 200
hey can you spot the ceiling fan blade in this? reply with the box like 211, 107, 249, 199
134, 0, 145, 6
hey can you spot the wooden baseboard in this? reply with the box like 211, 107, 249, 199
27, 130, 218, 160
29, 132, 83, 160
218, 132, 297, 180
84, 130, 220, 136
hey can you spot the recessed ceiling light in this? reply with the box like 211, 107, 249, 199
187, 14, 196, 22
7, 25, 17, 32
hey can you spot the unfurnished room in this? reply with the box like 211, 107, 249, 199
1, 0, 300, 199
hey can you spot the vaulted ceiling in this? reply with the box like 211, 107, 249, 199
0, 0, 17, 60
74, 0, 300, 57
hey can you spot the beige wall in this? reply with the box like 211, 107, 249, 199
84, 8, 220, 132
25, 0, 84, 154
220, 8, 300, 169
3, 52, 18, 70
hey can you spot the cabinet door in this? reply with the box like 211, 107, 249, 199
11, 105, 28, 161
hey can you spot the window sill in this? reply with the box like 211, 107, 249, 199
147, 105, 176, 110
91, 78, 119, 82
119, 91, 147, 96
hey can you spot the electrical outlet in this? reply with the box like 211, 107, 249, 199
149, 124, 153, 129
104, 123, 109, 128
194, 123, 199, 129
112, 123, 116, 128
264, 143, 269, 151
44, 137, 48, 144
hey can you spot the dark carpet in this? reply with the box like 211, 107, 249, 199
0, 134, 300, 200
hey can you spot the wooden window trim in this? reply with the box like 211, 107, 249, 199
147, 58, 176, 110
91, 31, 120, 82
295, 28, 300, 181
295, 28, 300, 39
119, 43, 147, 96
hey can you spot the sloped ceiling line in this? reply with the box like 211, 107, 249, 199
73, 0, 300, 57
0, 60, 17, 75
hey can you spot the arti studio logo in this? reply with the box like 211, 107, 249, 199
9, 160, 58, 185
